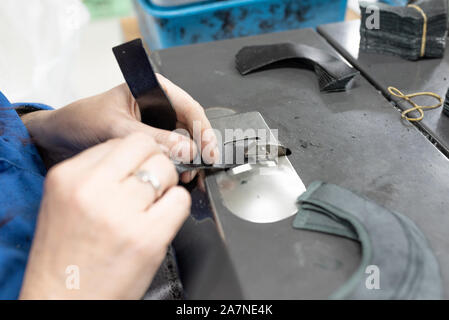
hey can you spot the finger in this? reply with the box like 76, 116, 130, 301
156, 74, 205, 126
96, 132, 162, 181
180, 170, 197, 184
122, 120, 198, 163
63, 138, 121, 171
200, 128, 220, 164
176, 122, 189, 131
144, 186, 191, 244
196, 170, 206, 193
156, 74, 219, 164
121, 154, 178, 209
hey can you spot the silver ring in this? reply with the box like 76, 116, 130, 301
134, 170, 161, 191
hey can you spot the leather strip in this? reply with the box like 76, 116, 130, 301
113, 39, 177, 131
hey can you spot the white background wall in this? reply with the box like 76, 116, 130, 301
0, 0, 125, 108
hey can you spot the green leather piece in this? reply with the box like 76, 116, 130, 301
293, 181, 442, 299
295, 204, 359, 241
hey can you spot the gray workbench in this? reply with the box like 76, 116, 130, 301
151, 27, 449, 299
318, 20, 449, 155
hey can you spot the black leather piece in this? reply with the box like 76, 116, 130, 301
235, 43, 359, 92
113, 39, 177, 131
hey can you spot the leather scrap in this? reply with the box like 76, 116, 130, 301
294, 181, 442, 300
235, 43, 359, 92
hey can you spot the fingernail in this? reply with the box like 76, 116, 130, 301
211, 146, 220, 163
172, 140, 193, 162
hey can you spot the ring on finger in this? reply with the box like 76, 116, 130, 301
134, 170, 161, 192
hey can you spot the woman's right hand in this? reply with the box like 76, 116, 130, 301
19, 133, 191, 299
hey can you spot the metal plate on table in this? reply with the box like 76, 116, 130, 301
208, 111, 306, 224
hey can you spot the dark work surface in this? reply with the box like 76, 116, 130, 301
318, 20, 449, 155
151, 28, 449, 299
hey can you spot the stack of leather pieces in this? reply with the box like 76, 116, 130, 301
359, 0, 448, 61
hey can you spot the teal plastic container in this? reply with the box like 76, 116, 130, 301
379, 0, 408, 5
135, 0, 348, 50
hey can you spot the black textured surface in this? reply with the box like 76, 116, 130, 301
143, 246, 184, 300
318, 20, 449, 155
151, 28, 449, 299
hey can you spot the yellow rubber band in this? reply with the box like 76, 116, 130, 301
387, 86, 442, 122
408, 4, 427, 58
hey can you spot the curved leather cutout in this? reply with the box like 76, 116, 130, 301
113, 39, 177, 131
235, 43, 359, 92
294, 181, 442, 299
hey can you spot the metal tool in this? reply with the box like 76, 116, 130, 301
174, 143, 291, 174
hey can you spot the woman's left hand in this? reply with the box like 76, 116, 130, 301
21, 74, 219, 183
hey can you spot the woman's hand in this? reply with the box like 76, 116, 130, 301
21, 74, 219, 183
19, 133, 190, 299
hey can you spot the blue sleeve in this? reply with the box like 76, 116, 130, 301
0, 91, 50, 299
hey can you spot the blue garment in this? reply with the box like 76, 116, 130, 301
0, 91, 52, 299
